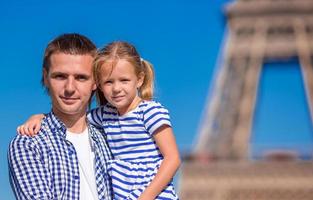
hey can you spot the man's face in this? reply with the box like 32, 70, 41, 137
44, 53, 96, 119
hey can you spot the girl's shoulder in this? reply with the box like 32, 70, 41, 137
139, 100, 169, 115
139, 100, 172, 134
139, 99, 161, 109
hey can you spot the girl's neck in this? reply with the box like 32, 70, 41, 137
118, 96, 142, 116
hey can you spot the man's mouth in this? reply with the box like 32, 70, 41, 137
60, 96, 79, 104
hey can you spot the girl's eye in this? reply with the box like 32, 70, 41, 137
121, 79, 130, 82
104, 80, 113, 84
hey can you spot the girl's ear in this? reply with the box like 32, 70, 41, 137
137, 72, 145, 88
92, 81, 97, 91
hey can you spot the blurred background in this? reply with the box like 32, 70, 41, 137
1, 0, 313, 199
182, 0, 313, 199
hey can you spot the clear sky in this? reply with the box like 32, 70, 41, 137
2, 1, 312, 199
251, 59, 313, 159
0, 0, 228, 199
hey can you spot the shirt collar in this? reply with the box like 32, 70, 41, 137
45, 111, 67, 137
44, 111, 101, 140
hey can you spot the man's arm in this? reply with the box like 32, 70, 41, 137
8, 135, 52, 200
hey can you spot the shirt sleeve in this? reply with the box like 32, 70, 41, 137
8, 136, 53, 200
88, 107, 103, 128
143, 101, 172, 135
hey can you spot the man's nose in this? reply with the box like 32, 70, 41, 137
65, 77, 75, 94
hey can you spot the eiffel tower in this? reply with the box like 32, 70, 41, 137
194, 0, 313, 160
179, 0, 313, 199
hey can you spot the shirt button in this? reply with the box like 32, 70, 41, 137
68, 149, 74, 155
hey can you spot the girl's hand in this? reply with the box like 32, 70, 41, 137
17, 114, 45, 136
138, 125, 181, 199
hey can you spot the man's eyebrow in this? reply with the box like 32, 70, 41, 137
49, 72, 91, 77
50, 71, 67, 76
75, 73, 91, 77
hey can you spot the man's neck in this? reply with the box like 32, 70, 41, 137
53, 109, 88, 133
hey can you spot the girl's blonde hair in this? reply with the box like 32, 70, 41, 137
93, 41, 154, 106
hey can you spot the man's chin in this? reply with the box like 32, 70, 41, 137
53, 105, 86, 116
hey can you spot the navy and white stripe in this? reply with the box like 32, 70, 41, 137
8, 112, 113, 200
89, 100, 179, 200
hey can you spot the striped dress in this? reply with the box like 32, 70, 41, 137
89, 100, 179, 200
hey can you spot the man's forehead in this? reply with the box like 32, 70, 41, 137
50, 52, 94, 62
49, 53, 94, 73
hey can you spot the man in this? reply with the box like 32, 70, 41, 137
8, 33, 112, 200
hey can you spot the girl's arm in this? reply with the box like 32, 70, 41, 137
17, 107, 104, 136
138, 125, 181, 200
17, 114, 45, 136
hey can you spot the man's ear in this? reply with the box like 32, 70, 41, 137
43, 69, 48, 87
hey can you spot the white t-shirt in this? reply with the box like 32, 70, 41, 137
66, 128, 98, 200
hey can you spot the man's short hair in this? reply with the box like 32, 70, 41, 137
41, 33, 97, 88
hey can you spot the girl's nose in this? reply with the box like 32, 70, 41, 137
112, 82, 121, 92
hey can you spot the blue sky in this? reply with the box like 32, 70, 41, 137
0, 1, 228, 198
251, 59, 313, 159
2, 1, 312, 199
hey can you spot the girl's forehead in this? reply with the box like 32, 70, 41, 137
103, 59, 134, 69
100, 59, 136, 76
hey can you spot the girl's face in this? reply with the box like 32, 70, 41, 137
99, 59, 144, 115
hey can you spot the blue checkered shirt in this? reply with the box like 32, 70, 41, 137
8, 112, 113, 200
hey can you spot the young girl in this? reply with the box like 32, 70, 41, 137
18, 41, 181, 200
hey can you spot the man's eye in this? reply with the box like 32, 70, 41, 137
53, 75, 66, 80
76, 75, 88, 81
